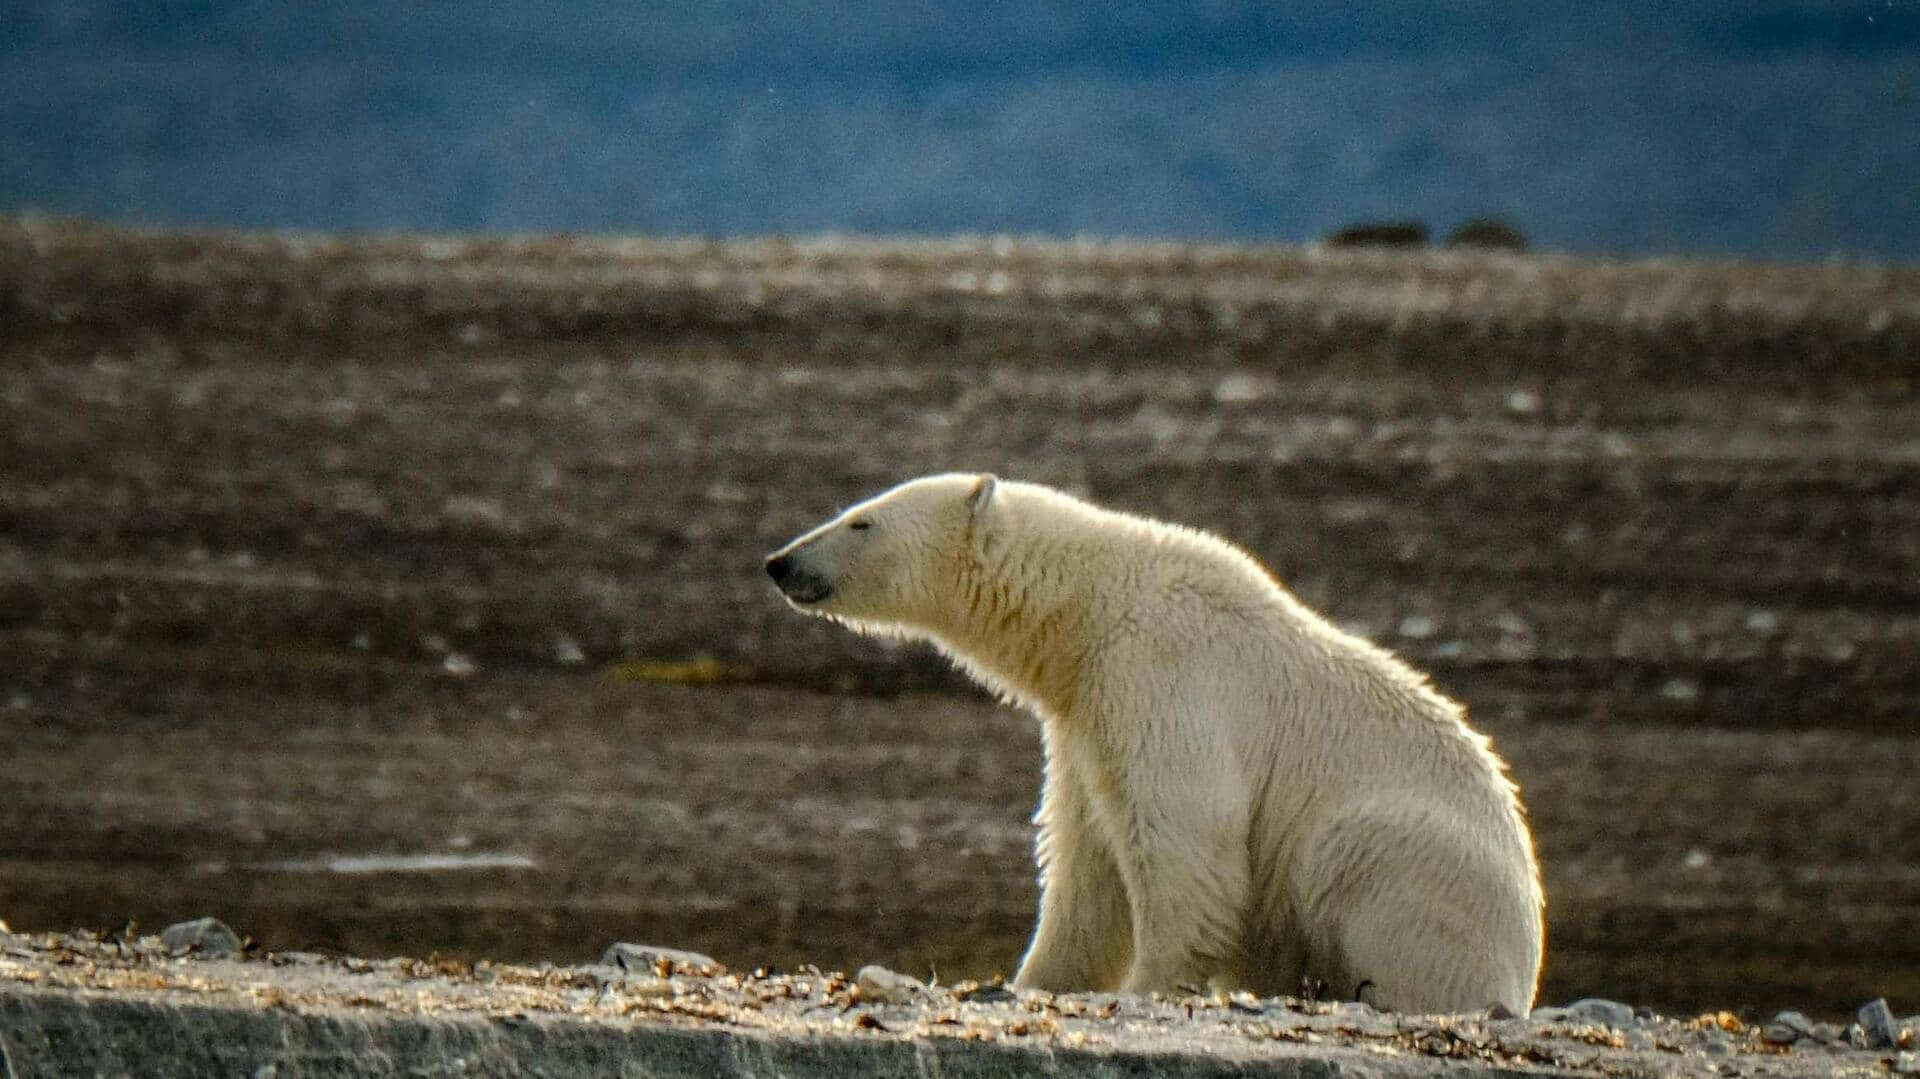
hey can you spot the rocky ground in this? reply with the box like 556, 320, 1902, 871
1, 216, 1917, 1028
3, 927, 1916, 1077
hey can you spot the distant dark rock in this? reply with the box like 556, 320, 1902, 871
159, 917, 243, 956
1445, 217, 1531, 251
1324, 221, 1430, 248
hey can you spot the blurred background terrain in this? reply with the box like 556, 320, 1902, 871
2, 1, 1917, 1025
3, 220, 1916, 1018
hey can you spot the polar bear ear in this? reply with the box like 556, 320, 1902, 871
966, 473, 999, 516
965, 474, 1001, 559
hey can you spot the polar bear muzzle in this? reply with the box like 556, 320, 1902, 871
764, 551, 834, 605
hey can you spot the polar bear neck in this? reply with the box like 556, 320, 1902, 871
922, 488, 1135, 723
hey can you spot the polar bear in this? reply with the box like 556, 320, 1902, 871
764, 473, 1544, 1014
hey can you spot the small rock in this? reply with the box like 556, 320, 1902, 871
1212, 373, 1269, 405
956, 981, 1016, 1004
552, 635, 586, 666
600, 942, 723, 975
1810, 1021, 1847, 1044
853, 964, 925, 1006
1889, 1052, 1920, 1076
1701, 1029, 1733, 1057
1624, 1027, 1655, 1051
160, 917, 243, 956
1566, 997, 1637, 1028
1227, 992, 1266, 1015
1762, 1010, 1814, 1045
574, 963, 628, 985
1859, 998, 1899, 1048
1484, 1002, 1516, 1020
1397, 614, 1437, 640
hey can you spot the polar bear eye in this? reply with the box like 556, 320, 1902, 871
848, 518, 873, 532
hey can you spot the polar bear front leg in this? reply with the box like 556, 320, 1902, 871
1113, 836, 1247, 994
1106, 765, 1252, 992
1012, 741, 1131, 991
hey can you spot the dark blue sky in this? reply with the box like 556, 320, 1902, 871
2, 3, 1916, 259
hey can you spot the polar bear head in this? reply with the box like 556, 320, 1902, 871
764, 472, 997, 634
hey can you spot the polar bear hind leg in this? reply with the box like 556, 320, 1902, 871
1291, 801, 1538, 1015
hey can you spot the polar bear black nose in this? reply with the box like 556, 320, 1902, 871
765, 553, 793, 584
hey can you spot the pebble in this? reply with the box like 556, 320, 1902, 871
1890, 1052, 1920, 1076
1701, 1030, 1733, 1057
956, 982, 1016, 1004
1565, 997, 1636, 1029
1624, 1027, 1655, 1051
600, 942, 723, 975
1762, 1010, 1813, 1045
159, 916, 243, 956
1859, 998, 1899, 1048
853, 964, 925, 1006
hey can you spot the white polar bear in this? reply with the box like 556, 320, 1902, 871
764, 473, 1544, 1015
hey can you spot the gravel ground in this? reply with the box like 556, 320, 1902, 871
3, 929, 1916, 1077
1, 216, 1916, 1023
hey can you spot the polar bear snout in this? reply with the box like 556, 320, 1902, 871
765, 551, 834, 605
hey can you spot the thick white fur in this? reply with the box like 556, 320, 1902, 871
766, 473, 1544, 1014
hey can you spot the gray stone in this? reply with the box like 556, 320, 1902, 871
955, 981, 1016, 1004
1624, 1027, 1655, 1051
1858, 998, 1899, 1048
1762, 1010, 1814, 1045
1701, 1030, 1733, 1057
600, 942, 723, 975
1810, 1021, 1847, 1044
1890, 1051, 1920, 1076
852, 964, 924, 1006
158, 917, 243, 956
1566, 998, 1637, 1029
